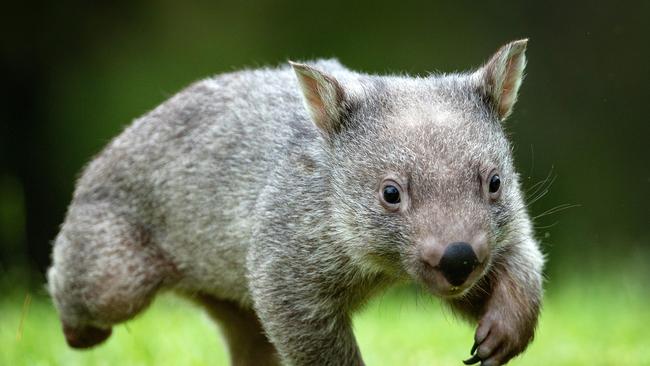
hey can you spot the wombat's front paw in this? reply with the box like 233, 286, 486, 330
462, 311, 533, 366
63, 323, 112, 349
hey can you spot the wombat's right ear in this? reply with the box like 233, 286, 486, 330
476, 39, 528, 121
290, 61, 346, 136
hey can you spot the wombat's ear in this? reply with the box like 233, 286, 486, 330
290, 61, 346, 136
476, 39, 528, 121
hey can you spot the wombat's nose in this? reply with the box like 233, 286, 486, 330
438, 242, 479, 286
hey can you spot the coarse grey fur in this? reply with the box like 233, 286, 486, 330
48, 40, 544, 366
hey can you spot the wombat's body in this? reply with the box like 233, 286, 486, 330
48, 41, 544, 366
52, 60, 346, 304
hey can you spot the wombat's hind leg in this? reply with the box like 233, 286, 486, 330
62, 323, 113, 349
196, 295, 281, 366
47, 205, 175, 349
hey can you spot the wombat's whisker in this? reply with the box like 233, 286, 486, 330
533, 203, 581, 220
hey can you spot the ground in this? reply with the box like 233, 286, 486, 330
1, 276, 648, 365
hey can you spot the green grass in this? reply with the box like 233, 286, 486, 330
1, 278, 649, 366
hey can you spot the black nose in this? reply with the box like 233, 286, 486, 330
438, 242, 479, 286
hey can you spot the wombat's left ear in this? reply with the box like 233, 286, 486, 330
290, 61, 346, 137
476, 39, 528, 121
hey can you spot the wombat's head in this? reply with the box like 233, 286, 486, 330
292, 40, 530, 298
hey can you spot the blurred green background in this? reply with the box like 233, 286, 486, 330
1, 0, 649, 365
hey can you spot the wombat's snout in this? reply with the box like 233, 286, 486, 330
437, 242, 479, 286
421, 237, 488, 290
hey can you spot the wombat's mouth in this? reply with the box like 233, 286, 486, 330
426, 280, 472, 299
437, 285, 467, 298
416, 259, 489, 299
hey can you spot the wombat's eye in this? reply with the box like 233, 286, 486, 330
383, 185, 401, 204
379, 177, 407, 211
489, 174, 501, 194
485, 171, 502, 201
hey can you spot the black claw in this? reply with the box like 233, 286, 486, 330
470, 341, 478, 355
463, 354, 481, 365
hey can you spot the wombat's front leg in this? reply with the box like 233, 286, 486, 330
248, 259, 364, 366
450, 239, 544, 366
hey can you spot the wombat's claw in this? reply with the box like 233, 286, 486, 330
470, 340, 478, 355
463, 354, 481, 365
462, 341, 481, 364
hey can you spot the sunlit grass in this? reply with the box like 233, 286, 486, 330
1, 275, 648, 365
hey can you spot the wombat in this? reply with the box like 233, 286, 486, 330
47, 39, 544, 366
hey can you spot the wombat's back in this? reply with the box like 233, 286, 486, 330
60, 60, 345, 303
